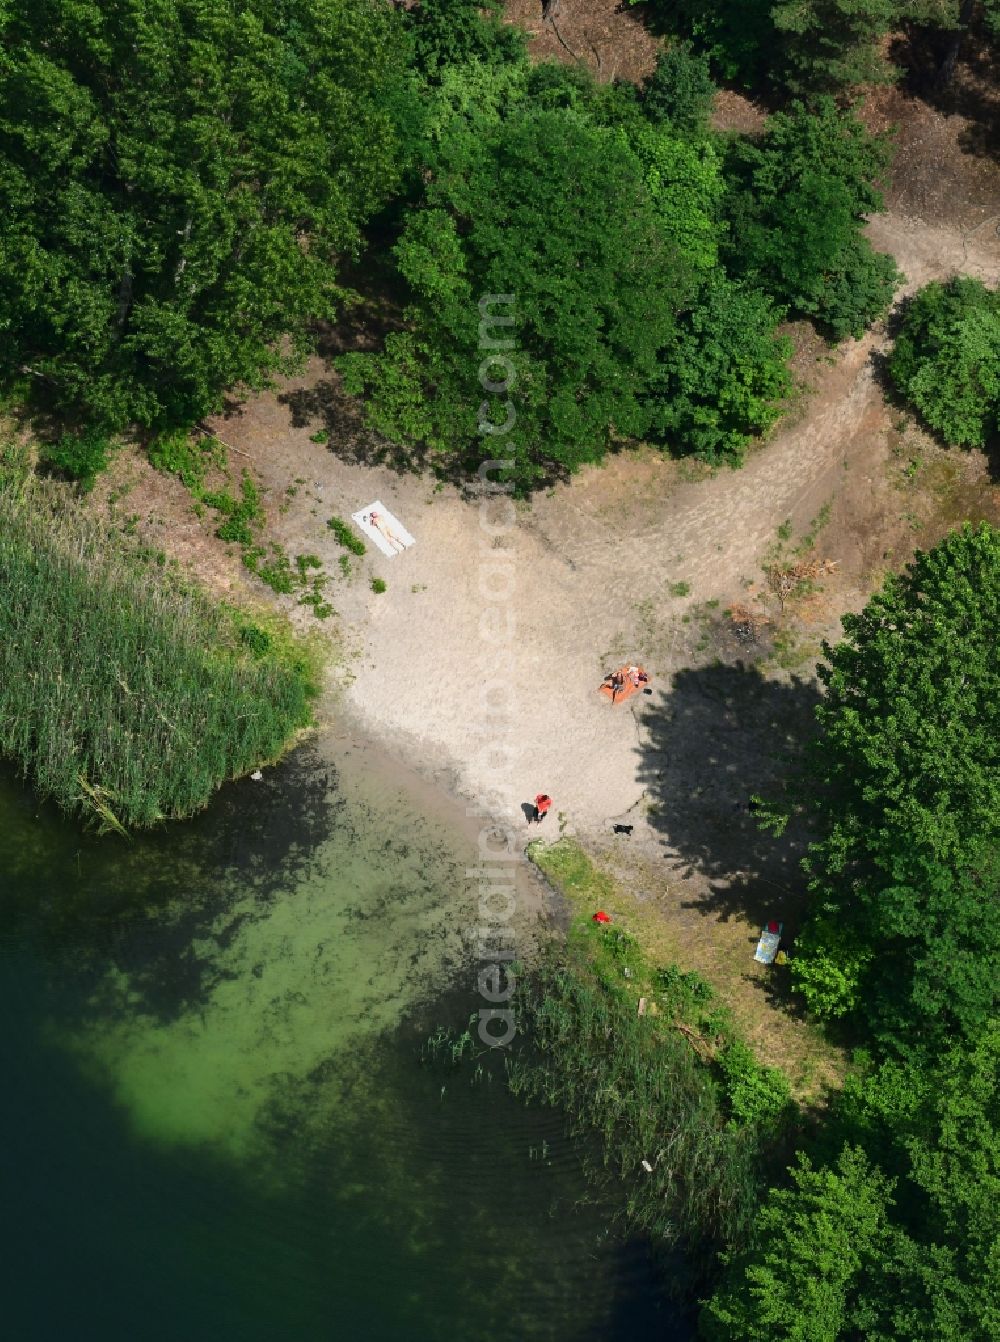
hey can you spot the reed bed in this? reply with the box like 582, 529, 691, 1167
0, 462, 319, 830
511, 841, 795, 1276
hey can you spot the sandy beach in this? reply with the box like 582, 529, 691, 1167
198, 209, 1000, 845
92, 205, 1000, 853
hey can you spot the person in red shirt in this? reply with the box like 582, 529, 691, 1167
533, 793, 552, 824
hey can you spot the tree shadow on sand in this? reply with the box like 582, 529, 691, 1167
890, 23, 1000, 163
278, 374, 431, 476
637, 661, 823, 986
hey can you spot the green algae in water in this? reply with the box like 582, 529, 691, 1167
61, 752, 487, 1166
0, 749, 694, 1341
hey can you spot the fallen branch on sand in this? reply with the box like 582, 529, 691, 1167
727, 602, 771, 643
197, 422, 251, 458
673, 1021, 715, 1059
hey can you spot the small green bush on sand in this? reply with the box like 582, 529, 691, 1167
889, 277, 1000, 448
327, 515, 366, 555
39, 429, 113, 491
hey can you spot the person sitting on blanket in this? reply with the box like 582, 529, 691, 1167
367, 510, 407, 554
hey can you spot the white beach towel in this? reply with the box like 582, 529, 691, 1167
351, 501, 416, 559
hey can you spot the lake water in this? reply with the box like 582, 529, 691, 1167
0, 739, 694, 1341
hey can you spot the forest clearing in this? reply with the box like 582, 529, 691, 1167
2, 1, 998, 1336
78, 81, 1000, 1092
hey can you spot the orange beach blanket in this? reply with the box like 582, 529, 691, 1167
599, 666, 650, 705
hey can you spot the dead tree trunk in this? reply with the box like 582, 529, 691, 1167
114, 268, 133, 329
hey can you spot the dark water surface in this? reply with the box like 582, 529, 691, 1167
0, 743, 693, 1342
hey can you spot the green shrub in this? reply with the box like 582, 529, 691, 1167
244, 543, 294, 593
790, 914, 873, 1019
407, 0, 527, 82
216, 516, 252, 545
298, 590, 333, 619
717, 1039, 793, 1131
206, 470, 263, 546
656, 962, 715, 1007
244, 544, 333, 617
327, 516, 366, 555
656, 962, 731, 1037
641, 41, 716, 136
888, 277, 1000, 448
371, 577, 387, 594
148, 431, 218, 491
647, 274, 791, 463
238, 622, 273, 656
0, 462, 317, 829
258, 553, 296, 594
40, 428, 113, 491
723, 99, 899, 340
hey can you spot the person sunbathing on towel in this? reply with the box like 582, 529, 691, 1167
368, 510, 407, 553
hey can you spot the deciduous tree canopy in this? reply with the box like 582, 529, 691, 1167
889, 277, 1000, 448
0, 0, 410, 432
790, 523, 1000, 1043
340, 43, 806, 485
341, 101, 695, 487
704, 1030, 1000, 1341
723, 99, 900, 339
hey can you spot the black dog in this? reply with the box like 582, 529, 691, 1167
612, 824, 634, 836
733, 798, 764, 815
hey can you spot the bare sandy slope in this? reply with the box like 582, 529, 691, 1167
208, 210, 998, 843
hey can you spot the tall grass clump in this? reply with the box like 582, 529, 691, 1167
0, 451, 319, 830
511, 841, 795, 1279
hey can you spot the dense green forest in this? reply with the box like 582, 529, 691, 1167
703, 526, 1000, 1340
3, 0, 998, 486
1, 0, 998, 1333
